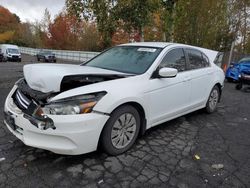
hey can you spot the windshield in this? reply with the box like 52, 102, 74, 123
84, 46, 163, 74
7, 48, 19, 54
239, 58, 250, 64
43, 51, 53, 54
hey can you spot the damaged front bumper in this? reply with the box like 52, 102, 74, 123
3, 85, 110, 155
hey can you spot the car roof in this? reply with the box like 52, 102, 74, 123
120, 42, 174, 48
40, 50, 52, 53
119, 42, 217, 51
119, 42, 219, 63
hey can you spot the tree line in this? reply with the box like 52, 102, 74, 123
0, 0, 250, 53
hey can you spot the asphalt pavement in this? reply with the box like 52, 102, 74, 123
0, 56, 250, 188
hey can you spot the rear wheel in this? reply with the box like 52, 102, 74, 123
205, 85, 220, 113
236, 83, 243, 90
100, 105, 140, 155
226, 77, 233, 83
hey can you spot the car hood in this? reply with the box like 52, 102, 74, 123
9, 53, 20, 56
23, 63, 129, 93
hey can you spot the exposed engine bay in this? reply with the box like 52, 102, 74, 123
11, 63, 132, 130
17, 74, 126, 104
60, 74, 126, 92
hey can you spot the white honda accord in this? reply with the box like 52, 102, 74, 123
4, 42, 224, 155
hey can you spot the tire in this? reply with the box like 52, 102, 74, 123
205, 85, 220, 113
100, 105, 141, 155
236, 83, 242, 90
226, 77, 233, 83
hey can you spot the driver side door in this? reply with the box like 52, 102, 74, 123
145, 48, 192, 127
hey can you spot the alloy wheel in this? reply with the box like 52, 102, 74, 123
111, 113, 137, 149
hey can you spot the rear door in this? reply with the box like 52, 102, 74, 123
185, 48, 213, 108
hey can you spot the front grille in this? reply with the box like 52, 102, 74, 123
13, 89, 32, 110
12, 55, 19, 59
48, 56, 55, 59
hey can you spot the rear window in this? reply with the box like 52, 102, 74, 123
239, 58, 250, 64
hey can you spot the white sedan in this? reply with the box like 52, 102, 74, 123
4, 42, 224, 155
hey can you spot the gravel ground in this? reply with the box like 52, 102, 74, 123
0, 55, 250, 188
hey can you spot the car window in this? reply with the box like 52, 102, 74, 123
85, 46, 163, 74
214, 52, 223, 67
202, 53, 210, 67
239, 58, 250, 64
159, 48, 186, 72
7, 48, 19, 54
186, 49, 205, 70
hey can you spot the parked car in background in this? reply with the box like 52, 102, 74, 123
4, 42, 224, 155
236, 69, 250, 90
0, 49, 3, 62
225, 57, 250, 82
37, 50, 56, 62
0, 44, 21, 62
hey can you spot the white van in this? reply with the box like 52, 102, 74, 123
0, 44, 21, 62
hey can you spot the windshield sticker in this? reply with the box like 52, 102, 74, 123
137, 48, 157, 53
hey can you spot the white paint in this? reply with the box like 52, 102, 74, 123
4, 42, 225, 155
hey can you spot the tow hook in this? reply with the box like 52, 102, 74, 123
23, 114, 56, 130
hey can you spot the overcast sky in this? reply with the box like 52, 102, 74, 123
0, 0, 65, 22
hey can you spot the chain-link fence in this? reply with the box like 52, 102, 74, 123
20, 47, 100, 62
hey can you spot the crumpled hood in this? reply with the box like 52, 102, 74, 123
23, 63, 126, 93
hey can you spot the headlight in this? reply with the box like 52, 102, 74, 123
37, 91, 106, 115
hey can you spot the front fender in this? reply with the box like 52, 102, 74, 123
94, 94, 149, 118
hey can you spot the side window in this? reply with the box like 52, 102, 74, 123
186, 49, 204, 70
202, 53, 210, 67
159, 48, 186, 72
214, 53, 223, 68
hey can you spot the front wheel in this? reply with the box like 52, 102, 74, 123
205, 85, 220, 113
100, 105, 140, 155
235, 83, 242, 90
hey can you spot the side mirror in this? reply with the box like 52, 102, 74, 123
158, 67, 178, 78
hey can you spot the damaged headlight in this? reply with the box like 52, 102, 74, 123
39, 91, 106, 115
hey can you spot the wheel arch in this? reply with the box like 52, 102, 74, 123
108, 101, 147, 135
214, 82, 223, 102
120, 102, 147, 136
97, 101, 147, 149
